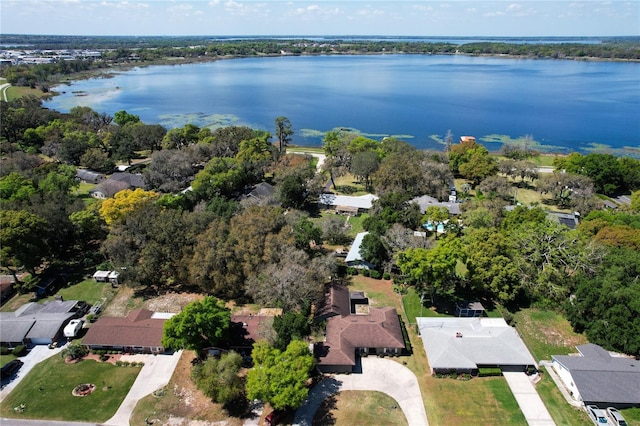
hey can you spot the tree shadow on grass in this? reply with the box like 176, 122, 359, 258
312, 393, 338, 426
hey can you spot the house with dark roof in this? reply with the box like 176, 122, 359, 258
315, 284, 405, 373
551, 343, 640, 408
75, 169, 106, 184
241, 182, 278, 206
82, 308, 173, 354
89, 172, 145, 199
0, 275, 16, 306
411, 195, 461, 216
0, 300, 85, 347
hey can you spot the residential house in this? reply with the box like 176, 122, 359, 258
0, 300, 86, 347
241, 182, 278, 206
318, 193, 378, 216
345, 232, 375, 270
75, 169, 106, 184
315, 284, 405, 373
411, 195, 461, 216
82, 308, 173, 354
416, 317, 536, 375
551, 343, 640, 408
89, 172, 145, 199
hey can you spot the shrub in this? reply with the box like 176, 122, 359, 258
61, 343, 88, 360
383, 272, 391, 280
361, 269, 370, 277
347, 267, 358, 275
1, 346, 12, 355
86, 314, 95, 322
12, 345, 27, 356
100, 354, 109, 362
478, 367, 503, 377
369, 270, 381, 279
115, 360, 122, 367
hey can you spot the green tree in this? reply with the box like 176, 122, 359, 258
350, 150, 380, 189
273, 311, 311, 351
113, 110, 140, 127
246, 340, 315, 410
275, 116, 293, 154
565, 247, 640, 355
0, 210, 50, 281
191, 351, 244, 405
397, 237, 463, 303
360, 233, 389, 268
162, 296, 231, 353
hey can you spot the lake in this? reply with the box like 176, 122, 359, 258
46, 54, 640, 156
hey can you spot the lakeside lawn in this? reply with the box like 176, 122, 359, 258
0, 356, 140, 422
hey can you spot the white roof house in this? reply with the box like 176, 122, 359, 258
416, 317, 536, 373
318, 193, 378, 214
345, 232, 375, 270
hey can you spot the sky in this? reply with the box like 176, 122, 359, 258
1, 0, 638, 37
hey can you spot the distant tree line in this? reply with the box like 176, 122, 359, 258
2, 36, 638, 90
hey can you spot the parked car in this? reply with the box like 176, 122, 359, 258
606, 407, 628, 426
265, 409, 288, 426
1, 359, 24, 379
587, 405, 610, 425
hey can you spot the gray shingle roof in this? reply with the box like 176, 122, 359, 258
0, 300, 78, 344
552, 344, 640, 405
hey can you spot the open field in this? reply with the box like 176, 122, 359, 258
0, 356, 140, 422
313, 391, 408, 426
512, 308, 588, 361
44, 279, 115, 306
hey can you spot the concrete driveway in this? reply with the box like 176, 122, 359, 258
503, 371, 555, 426
0, 344, 67, 402
104, 350, 182, 426
294, 357, 428, 426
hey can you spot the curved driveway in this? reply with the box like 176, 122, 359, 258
294, 357, 428, 426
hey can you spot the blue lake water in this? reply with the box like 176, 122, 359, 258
46, 54, 640, 155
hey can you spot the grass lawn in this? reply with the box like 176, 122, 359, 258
344, 213, 368, 238
313, 391, 407, 426
402, 287, 446, 324
536, 367, 590, 426
6, 85, 48, 101
0, 356, 141, 422
621, 408, 640, 426
512, 308, 587, 361
1, 353, 17, 367
44, 279, 114, 306
331, 174, 368, 195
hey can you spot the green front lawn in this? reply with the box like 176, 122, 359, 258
45, 279, 113, 305
535, 367, 590, 426
1, 353, 17, 367
0, 356, 140, 422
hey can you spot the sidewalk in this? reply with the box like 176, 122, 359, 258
539, 360, 583, 407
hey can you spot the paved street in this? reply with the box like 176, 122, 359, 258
294, 356, 428, 426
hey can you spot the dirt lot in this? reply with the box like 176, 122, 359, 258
101, 287, 203, 317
